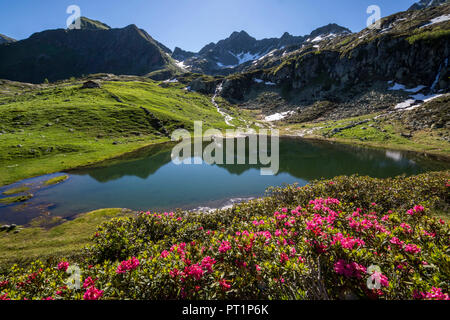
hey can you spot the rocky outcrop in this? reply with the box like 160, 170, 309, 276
220, 5, 450, 103
172, 47, 196, 61
0, 34, 15, 45
81, 80, 101, 89
76, 17, 111, 30
409, 0, 448, 10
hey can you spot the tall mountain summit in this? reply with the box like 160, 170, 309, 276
75, 16, 111, 30
0, 17, 177, 83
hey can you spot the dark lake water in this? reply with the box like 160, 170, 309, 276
1, 138, 448, 225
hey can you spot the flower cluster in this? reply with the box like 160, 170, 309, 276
334, 260, 367, 279
116, 257, 140, 274
0, 172, 449, 300
57, 261, 69, 272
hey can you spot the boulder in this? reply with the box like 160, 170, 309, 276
81, 80, 101, 89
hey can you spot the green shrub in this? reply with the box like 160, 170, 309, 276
1, 172, 449, 300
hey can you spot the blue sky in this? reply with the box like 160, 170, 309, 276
0, 0, 418, 52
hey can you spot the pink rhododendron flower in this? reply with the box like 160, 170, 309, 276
332, 233, 365, 250
160, 250, 170, 258
280, 253, 289, 264
407, 205, 425, 216
404, 244, 421, 254
415, 287, 449, 300
370, 271, 389, 288
0, 293, 10, 300
219, 279, 231, 292
57, 261, 69, 272
334, 260, 366, 279
116, 257, 140, 274
218, 241, 232, 254
170, 268, 180, 278
399, 223, 412, 234
83, 286, 103, 300
390, 237, 405, 248
185, 264, 204, 280
83, 277, 97, 289
201, 256, 217, 273
422, 230, 436, 238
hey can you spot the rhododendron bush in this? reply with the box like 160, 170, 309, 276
0, 172, 449, 300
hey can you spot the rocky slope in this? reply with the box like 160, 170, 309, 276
0, 34, 15, 45
76, 17, 111, 30
409, 0, 449, 10
0, 17, 178, 83
173, 24, 351, 75
214, 4, 450, 122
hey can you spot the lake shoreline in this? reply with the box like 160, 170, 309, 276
2, 131, 449, 188
281, 134, 450, 162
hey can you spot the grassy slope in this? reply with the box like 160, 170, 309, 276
0, 208, 127, 268
0, 78, 249, 187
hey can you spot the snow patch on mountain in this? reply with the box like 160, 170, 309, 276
264, 111, 295, 122
307, 33, 337, 43
421, 14, 450, 28
230, 51, 263, 65
388, 82, 427, 93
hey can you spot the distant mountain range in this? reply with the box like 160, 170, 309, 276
0, 0, 448, 84
173, 24, 351, 75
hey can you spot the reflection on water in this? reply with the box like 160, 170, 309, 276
386, 150, 404, 162
0, 138, 448, 225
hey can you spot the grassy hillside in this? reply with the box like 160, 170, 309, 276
0, 76, 249, 186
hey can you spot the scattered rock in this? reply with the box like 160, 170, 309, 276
81, 80, 101, 89
401, 132, 413, 139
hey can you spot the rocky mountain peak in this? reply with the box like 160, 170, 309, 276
175, 22, 351, 75
229, 30, 254, 41
76, 17, 111, 30
172, 47, 196, 61
280, 32, 292, 39
0, 20, 176, 83
308, 23, 351, 39
0, 33, 16, 45
409, 0, 449, 10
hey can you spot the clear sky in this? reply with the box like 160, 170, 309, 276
0, 0, 418, 52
